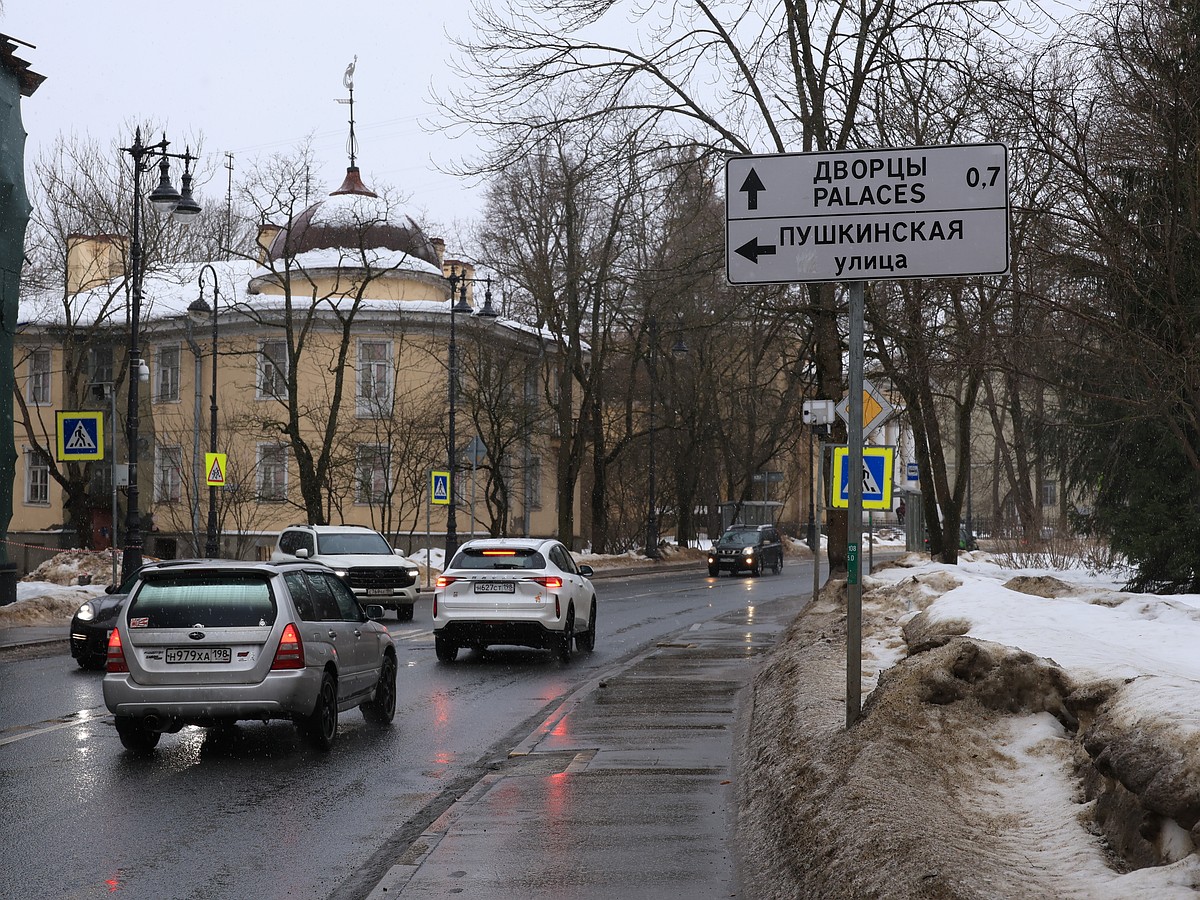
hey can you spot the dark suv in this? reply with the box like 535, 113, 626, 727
708, 524, 784, 577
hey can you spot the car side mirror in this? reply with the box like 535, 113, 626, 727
578, 564, 594, 578
295, 548, 309, 559
105, 584, 118, 594
364, 604, 386, 621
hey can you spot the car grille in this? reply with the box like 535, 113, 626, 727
346, 566, 415, 590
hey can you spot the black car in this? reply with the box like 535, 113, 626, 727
707, 524, 784, 577
68, 563, 168, 670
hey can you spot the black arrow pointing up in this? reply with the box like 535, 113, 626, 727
735, 238, 777, 263
739, 168, 766, 210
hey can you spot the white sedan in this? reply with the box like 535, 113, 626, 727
432, 537, 598, 663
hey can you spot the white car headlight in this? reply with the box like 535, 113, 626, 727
742, 546, 755, 555
75, 601, 97, 622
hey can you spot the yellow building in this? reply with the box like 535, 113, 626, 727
12, 168, 575, 572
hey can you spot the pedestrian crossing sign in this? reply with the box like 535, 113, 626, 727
431, 469, 450, 505
205, 453, 227, 486
56, 411, 104, 461
831, 446, 895, 510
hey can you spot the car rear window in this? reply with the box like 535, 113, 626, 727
126, 574, 277, 628
451, 549, 546, 570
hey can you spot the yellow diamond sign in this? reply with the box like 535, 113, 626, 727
835, 378, 894, 439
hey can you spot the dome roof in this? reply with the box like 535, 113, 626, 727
265, 167, 441, 269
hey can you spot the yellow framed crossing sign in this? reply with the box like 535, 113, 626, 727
56, 411, 104, 461
431, 469, 450, 505
831, 446, 895, 510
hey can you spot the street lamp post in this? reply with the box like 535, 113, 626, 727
120, 129, 201, 581
644, 316, 688, 560
189, 264, 220, 558
443, 268, 499, 561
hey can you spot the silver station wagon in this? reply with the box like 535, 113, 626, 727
103, 560, 397, 752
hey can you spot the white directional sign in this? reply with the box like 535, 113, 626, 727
726, 143, 1009, 284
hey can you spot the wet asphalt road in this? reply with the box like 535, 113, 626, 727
0, 561, 819, 899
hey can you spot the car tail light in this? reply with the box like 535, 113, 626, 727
106, 628, 129, 674
530, 576, 563, 589
435, 575, 456, 589
271, 623, 304, 670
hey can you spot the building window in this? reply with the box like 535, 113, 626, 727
258, 340, 289, 399
155, 445, 183, 503
87, 345, 114, 387
357, 340, 392, 415
355, 444, 389, 504
529, 456, 542, 510
27, 348, 52, 405
1041, 479, 1057, 508
257, 443, 288, 502
156, 344, 181, 403
24, 447, 50, 505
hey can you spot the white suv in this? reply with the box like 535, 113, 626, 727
272, 525, 421, 621
433, 537, 597, 663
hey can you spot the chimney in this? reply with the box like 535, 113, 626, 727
431, 237, 445, 267
257, 224, 283, 264
66, 234, 128, 295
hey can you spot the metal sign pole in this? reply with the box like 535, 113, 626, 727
813, 441, 824, 603
847, 280, 865, 728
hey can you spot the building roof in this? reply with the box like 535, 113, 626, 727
0, 34, 45, 97
264, 169, 442, 270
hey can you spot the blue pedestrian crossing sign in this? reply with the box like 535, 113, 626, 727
431, 469, 450, 505
831, 446, 895, 510
56, 411, 104, 461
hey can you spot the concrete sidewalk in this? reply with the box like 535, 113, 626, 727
364, 594, 796, 899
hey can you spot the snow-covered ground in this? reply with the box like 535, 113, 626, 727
740, 547, 1200, 899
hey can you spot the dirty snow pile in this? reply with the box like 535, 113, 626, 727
740, 551, 1200, 900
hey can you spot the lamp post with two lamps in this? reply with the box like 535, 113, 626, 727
443, 267, 499, 560
645, 316, 688, 560
188, 264, 220, 558
120, 128, 201, 580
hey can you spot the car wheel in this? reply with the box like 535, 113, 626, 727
361, 654, 397, 725
708, 565, 719, 577
752, 558, 763, 577
299, 672, 339, 751
773, 555, 783, 575
435, 634, 458, 663
556, 608, 574, 663
115, 715, 160, 753
575, 599, 597, 653
397, 605, 414, 622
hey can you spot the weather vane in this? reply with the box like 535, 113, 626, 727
337, 55, 359, 168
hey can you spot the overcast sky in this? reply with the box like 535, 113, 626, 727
1, 1, 487, 242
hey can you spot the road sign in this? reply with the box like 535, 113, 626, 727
205, 453, 227, 487
835, 378, 894, 439
431, 469, 450, 505
56, 411, 103, 461
725, 143, 1009, 284
830, 446, 895, 510
907, 461, 920, 482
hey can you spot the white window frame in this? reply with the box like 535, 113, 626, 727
155, 445, 183, 503
356, 339, 393, 416
257, 443, 288, 502
257, 340, 289, 400
27, 348, 52, 405
23, 447, 49, 506
155, 344, 181, 403
1041, 479, 1057, 508
354, 444, 389, 504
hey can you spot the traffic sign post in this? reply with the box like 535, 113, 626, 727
431, 470, 450, 506
726, 143, 1009, 284
725, 142, 1009, 728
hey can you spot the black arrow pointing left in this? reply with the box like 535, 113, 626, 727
735, 238, 777, 264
